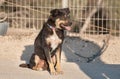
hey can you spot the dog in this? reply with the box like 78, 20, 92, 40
19, 8, 72, 75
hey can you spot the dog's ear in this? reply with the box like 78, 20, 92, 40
50, 9, 59, 17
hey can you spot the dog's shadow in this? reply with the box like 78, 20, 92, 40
21, 45, 34, 63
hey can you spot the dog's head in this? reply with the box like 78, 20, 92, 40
49, 8, 72, 30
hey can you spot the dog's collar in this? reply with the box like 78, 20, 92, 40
47, 23, 55, 30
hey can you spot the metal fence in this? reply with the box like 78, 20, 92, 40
0, 0, 120, 37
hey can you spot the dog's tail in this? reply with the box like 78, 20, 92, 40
19, 63, 29, 68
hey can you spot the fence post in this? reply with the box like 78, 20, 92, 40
62, 0, 68, 8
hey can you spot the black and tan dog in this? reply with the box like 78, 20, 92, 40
19, 8, 72, 75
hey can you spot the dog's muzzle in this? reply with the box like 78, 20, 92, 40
60, 22, 72, 31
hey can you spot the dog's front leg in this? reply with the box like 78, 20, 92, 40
55, 46, 63, 74
44, 48, 56, 75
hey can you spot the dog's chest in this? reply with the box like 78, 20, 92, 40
46, 30, 62, 51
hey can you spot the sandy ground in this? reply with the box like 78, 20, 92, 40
0, 28, 120, 79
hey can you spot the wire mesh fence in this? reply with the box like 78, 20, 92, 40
0, 0, 120, 37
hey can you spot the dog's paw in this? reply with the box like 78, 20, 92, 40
32, 66, 39, 71
56, 70, 63, 74
50, 71, 57, 75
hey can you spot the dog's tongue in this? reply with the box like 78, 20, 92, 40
65, 26, 71, 31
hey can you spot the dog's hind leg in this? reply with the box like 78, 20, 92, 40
32, 55, 41, 70
29, 54, 41, 71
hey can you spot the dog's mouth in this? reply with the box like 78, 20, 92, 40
60, 23, 71, 31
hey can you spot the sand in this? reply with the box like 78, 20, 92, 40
0, 28, 120, 79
